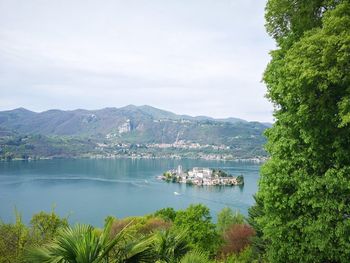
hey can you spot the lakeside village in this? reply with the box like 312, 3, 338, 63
159, 165, 244, 186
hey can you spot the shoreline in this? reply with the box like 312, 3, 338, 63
0, 155, 267, 163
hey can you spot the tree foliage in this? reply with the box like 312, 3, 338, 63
217, 207, 245, 233
220, 224, 255, 256
1, 205, 259, 263
246, 196, 265, 259
265, 0, 341, 47
179, 250, 213, 263
173, 204, 220, 254
225, 246, 256, 263
252, 1, 350, 262
0, 210, 68, 263
154, 207, 177, 222
0, 212, 28, 263
30, 209, 68, 243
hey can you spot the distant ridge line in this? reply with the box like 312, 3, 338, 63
3, 105, 269, 125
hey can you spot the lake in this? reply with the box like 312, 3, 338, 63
0, 158, 260, 226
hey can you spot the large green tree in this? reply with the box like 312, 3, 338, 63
251, 1, 350, 262
173, 204, 219, 254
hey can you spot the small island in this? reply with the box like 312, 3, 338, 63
159, 165, 244, 186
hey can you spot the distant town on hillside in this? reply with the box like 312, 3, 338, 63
0, 105, 270, 161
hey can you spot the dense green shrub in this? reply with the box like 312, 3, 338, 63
0, 213, 28, 263
225, 247, 257, 263
179, 250, 213, 263
0, 210, 68, 263
154, 207, 177, 222
30, 209, 68, 243
220, 224, 255, 256
217, 207, 245, 233
173, 204, 220, 254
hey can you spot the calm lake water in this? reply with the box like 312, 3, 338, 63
0, 158, 260, 226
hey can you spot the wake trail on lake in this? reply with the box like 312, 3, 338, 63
0, 176, 154, 187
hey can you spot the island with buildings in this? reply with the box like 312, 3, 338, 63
159, 165, 244, 186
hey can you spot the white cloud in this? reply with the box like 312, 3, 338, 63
0, 0, 274, 122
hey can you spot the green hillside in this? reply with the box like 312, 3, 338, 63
0, 106, 269, 160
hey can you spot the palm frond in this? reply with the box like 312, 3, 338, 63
153, 229, 189, 263
26, 217, 149, 263
121, 235, 156, 263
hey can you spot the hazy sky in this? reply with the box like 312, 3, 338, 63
0, 0, 275, 122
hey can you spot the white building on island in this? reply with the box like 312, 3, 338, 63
165, 166, 243, 186
187, 167, 212, 178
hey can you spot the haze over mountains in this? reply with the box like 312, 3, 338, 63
0, 105, 270, 160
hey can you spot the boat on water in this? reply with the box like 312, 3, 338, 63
174, 191, 181, 195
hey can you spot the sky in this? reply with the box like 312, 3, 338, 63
0, 0, 275, 122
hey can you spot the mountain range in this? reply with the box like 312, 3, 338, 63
0, 105, 270, 160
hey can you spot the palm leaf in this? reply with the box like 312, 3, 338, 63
121, 235, 156, 263
153, 229, 189, 263
26, 219, 128, 263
